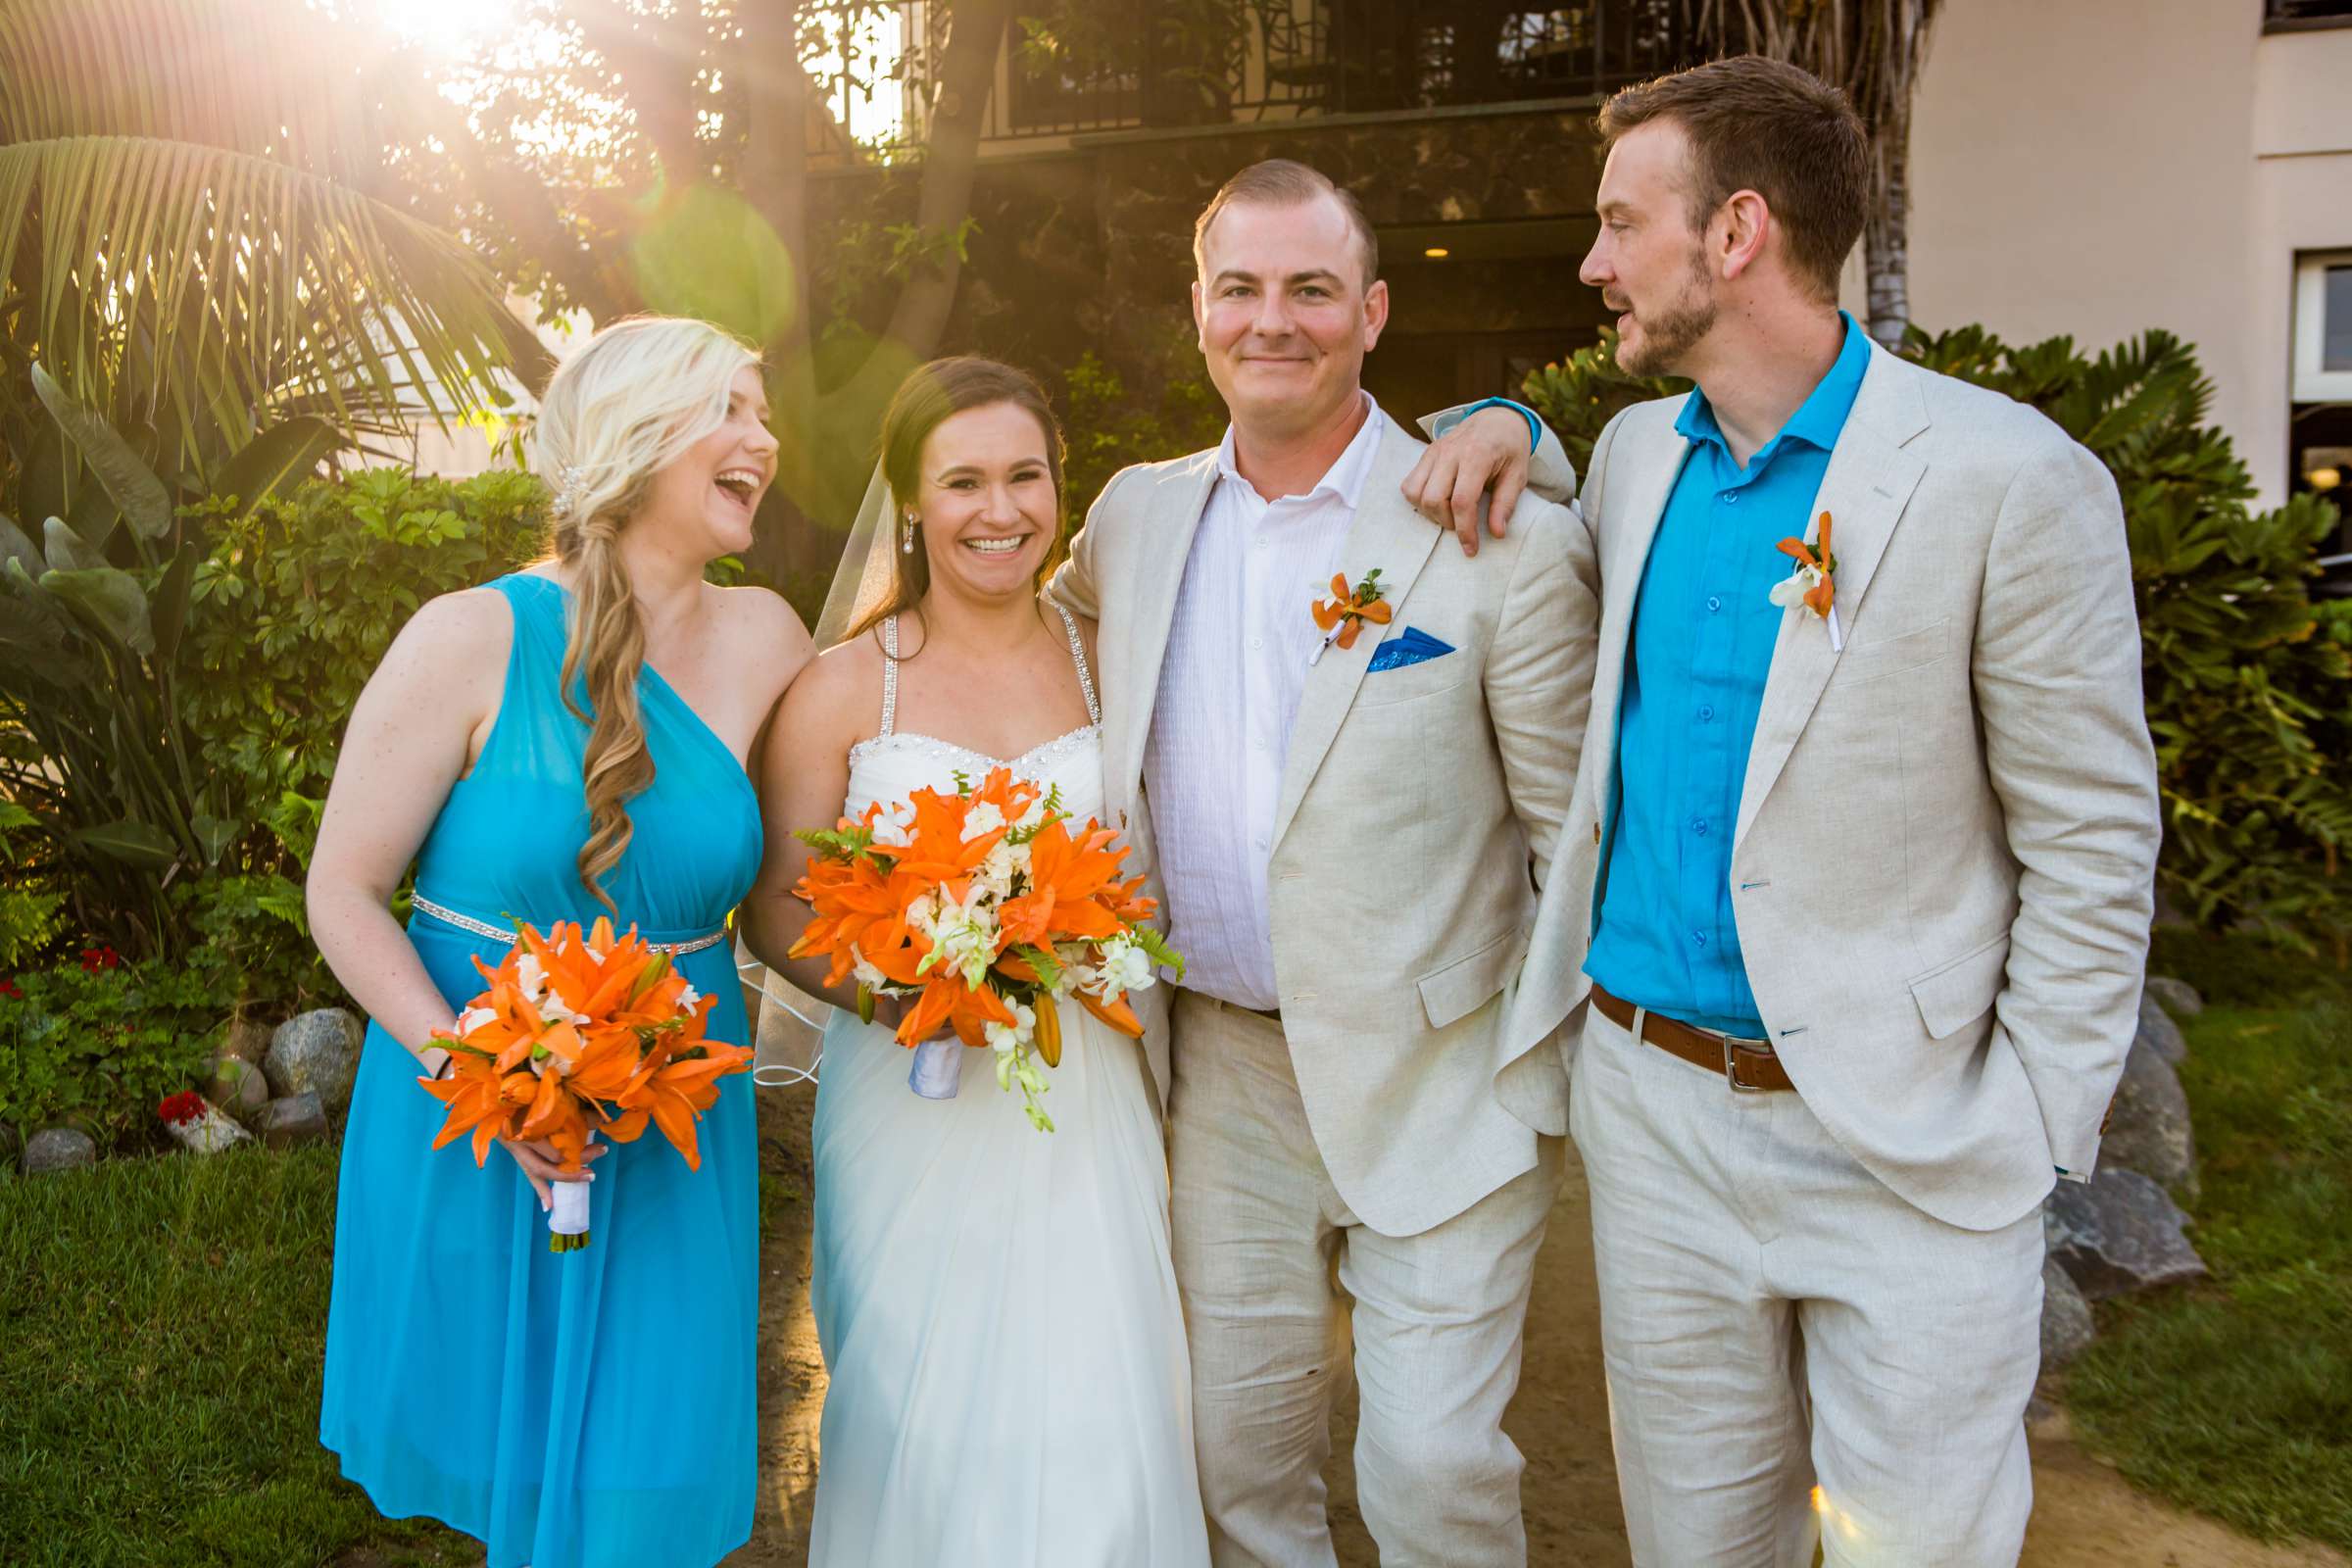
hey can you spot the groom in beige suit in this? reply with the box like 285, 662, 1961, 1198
1051, 160, 1596, 1564
1417, 57, 2162, 1566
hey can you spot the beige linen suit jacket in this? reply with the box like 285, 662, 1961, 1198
1494, 342, 2162, 1232
1052, 416, 1596, 1237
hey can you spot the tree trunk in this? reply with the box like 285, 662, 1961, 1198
1862, 117, 1911, 350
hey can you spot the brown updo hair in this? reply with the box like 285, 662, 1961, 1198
532, 316, 760, 910
850, 356, 1067, 644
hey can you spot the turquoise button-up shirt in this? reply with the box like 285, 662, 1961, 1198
1584, 313, 1873, 1036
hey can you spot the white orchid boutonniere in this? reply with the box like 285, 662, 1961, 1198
1770, 511, 1843, 652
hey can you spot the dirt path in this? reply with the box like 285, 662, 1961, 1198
730, 1091, 2345, 1568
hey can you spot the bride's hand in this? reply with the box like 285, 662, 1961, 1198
498, 1135, 609, 1210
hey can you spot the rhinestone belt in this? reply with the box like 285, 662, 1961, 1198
409, 893, 729, 956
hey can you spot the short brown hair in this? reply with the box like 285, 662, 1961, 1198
855, 356, 1068, 642
1193, 159, 1379, 288
1598, 55, 1867, 301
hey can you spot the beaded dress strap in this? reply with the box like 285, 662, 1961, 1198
879, 614, 900, 736
1053, 603, 1101, 726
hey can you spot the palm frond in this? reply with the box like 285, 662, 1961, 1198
0, 135, 519, 479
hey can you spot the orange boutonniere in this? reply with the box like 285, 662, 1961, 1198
1311, 567, 1392, 659
1770, 511, 1844, 651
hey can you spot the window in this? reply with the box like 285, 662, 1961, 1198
2267, 0, 2352, 29
2293, 253, 2352, 404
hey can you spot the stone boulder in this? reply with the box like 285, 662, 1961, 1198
24, 1126, 96, 1175
163, 1097, 253, 1155
2100, 1038, 2197, 1198
2045, 1169, 2206, 1300
264, 1008, 363, 1113
205, 1052, 270, 1122
2142, 975, 2204, 1021
2038, 1256, 2095, 1369
258, 1092, 330, 1150
2133, 989, 2188, 1068
220, 1014, 274, 1065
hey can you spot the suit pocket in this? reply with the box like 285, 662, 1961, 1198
1836, 614, 1951, 686
1907, 930, 2010, 1040
1354, 649, 1474, 708
1417, 928, 1521, 1029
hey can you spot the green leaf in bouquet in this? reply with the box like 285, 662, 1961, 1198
1132, 923, 1185, 982
857, 985, 876, 1026
1010, 942, 1063, 993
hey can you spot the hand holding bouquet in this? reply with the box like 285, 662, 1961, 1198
420, 917, 753, 1250
790, 766, 1180, 1131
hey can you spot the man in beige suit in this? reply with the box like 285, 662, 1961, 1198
1051, 160, 1597, 1564
1416, 58, 2162, 1566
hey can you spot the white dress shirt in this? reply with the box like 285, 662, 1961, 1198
1144, 395, 1388, 1010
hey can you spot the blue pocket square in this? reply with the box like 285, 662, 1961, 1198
1368, 626, 1456, 673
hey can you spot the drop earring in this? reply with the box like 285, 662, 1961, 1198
902, 513, 915, 554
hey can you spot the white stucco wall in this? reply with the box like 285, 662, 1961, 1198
1882, 0, 2352, 502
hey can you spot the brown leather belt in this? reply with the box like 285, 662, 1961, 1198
1591, 984, 1795, 1094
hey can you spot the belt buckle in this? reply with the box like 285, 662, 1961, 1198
1722, 1034, 1773, 1094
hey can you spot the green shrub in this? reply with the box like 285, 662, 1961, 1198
1062, 344, 1225, 517
0, 951, 226, 1147
1520, 326, 2352, 951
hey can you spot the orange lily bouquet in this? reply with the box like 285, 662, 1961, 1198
420, 917, 753, 1251
790, 765, 1182, 1132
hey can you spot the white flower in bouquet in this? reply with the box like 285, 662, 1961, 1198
976, 836, 1028, 901
919, 884, 1001, 989
984, 1000, 1037, 1054
1097, 934, 1157, 999
960, 800, 1006, 842
871, 798, 917, 847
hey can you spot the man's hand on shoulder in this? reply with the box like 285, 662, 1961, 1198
1402, 407, 1539, 559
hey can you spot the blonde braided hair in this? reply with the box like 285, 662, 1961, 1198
532, 316, 760, 909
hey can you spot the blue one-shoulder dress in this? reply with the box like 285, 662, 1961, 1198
321, 572, 762, 1568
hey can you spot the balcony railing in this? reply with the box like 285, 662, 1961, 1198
810, 1, 1699, 162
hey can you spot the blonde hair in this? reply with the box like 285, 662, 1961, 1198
531, 316, 760, 909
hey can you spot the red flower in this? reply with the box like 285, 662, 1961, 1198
0, 976, 20, 1000
158, 1092, 207, 1127
79, 946, 121, 973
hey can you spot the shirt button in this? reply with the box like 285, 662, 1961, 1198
1706, 596, 1723, 613
1697, 705, 1715, 722
1249, 636, 1263, 650
1691, 817, 1709, 837
1691, 930, 1708, 948
1725, 492, 1740, 505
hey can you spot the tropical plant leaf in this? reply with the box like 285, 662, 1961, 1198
150, 540, 199, 659
41, 515, 99, 572
39, 563, 154, 654
30, 363, 174, 539
0, 512, 43, 576
190, 812, 240, 868
210, 416, 339, 516
70, 817, 176, 870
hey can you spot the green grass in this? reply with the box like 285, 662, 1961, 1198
2066, 960, 2352, 1548
0, 1146, 475, 1567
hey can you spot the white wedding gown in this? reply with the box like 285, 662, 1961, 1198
806, 614, 1210, 1566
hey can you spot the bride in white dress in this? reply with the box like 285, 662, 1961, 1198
744, 358, 1208, 1567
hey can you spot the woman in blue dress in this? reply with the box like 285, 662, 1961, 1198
308, 317, 813, 1568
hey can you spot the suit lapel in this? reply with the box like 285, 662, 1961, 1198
1269, 425, 1441, 850
1733, 347, 1931, 847
1583, 406, 1691, 806
1116, 454, 1218, 807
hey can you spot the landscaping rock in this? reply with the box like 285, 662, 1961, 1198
164, 1097, 253, 1154
205, 1052, 270, 1121
264, 1008, 363, 1112
220, 1014, 274, 1065
2100, 1038, 2198, 1198
2142, 975, 2204, 1020
257, 1092, 329, 1150
2045, 1169, 2206, 1300
2038, 1256, 2095, 1368
24, 1126, 96, 1175
2133, 989, 2188, 1067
